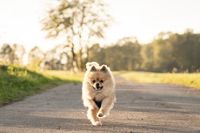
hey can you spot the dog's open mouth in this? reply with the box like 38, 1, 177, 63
93, 86, 103, 91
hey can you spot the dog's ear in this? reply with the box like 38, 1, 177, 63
100, 65, 107, 73
90, 65, 97, 72
86, 62, 99, 70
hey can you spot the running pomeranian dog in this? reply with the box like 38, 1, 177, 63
82, 62, 116, 126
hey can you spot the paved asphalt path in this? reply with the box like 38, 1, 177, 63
0, 77, 200, 133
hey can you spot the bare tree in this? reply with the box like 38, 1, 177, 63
12, 44, 25, 65
0, 43, 15, 65
42, 0, 111, 71
28, 47, 44, 70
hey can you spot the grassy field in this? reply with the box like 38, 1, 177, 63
117, 71, 200, 90
0, 65, 83, 106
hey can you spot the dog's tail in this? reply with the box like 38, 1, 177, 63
86, 62, 99, 70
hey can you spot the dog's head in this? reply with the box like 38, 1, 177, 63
86, 63, 111, 92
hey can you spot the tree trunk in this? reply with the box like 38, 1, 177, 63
71, 44, 79, 72
85, 45, 89, 63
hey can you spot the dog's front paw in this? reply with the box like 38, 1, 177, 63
92, 121, 102, 126
97, 112, 104, 118
97, 111, 105, 118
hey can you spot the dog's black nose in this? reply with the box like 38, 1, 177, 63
96, 83, 100, 88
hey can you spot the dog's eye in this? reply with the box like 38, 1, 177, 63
92, 80, 96, 83
100, 80, 104, 83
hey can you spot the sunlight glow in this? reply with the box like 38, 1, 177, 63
0, 0, 200, 51
105, 0, 200, 44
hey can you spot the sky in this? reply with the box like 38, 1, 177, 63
0, 0, 200, 51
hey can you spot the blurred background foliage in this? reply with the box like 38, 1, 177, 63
1, 30, 200, 73
89, 30, 200, 72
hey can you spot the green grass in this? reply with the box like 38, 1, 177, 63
42, 70, 83, 84
0, 65, 83, 106
117, 71, 200, 90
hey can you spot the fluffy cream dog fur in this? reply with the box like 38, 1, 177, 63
82, 62, 116, 126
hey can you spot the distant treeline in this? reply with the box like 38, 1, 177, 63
0, 30, 200, 72
0, 44, 72, 70
88, 30, 200, 72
